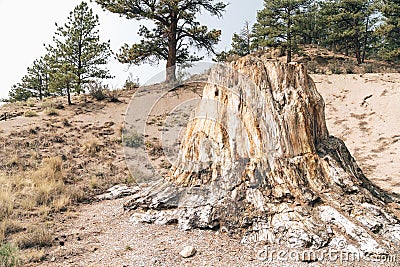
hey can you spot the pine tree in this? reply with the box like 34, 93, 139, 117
94, 0, 227, 82
5, 84, 34, 103
252, 0, 311, 63
50, 1, 112, 99
46, 46, 76, 105
379, 0, 400, 61
21, 57, 51, 100
319, 0, 378, 64
5, 57, 51, 102
295, 0, 322, 46
231, 21, 253, 57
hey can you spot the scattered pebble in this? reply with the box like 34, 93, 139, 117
179, 246, 196, 258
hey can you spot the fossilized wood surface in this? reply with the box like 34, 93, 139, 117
125, 56, 400, 254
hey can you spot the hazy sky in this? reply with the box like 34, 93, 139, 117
0, 0, 263, 100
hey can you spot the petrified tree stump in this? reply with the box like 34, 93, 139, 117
125, 56, 400, 254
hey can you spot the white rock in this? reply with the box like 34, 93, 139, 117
97, 184, 140, 200
179, 246, 196, 258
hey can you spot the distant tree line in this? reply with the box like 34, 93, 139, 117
6, 2, 112, 104
218, 0, 400, 64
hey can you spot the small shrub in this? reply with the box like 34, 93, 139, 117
123, 73, 140, 90
41, 100, 56, 109
23, 110, 38, 117
44, 108, 59, 116
343, 61, 355, 74
328, 62, 342, 74
106, 90, 120, 102
26, 98, 36, 107
0, 243, 20, 267
364, 64, 374, 73
87, 81, 108, 101
123, 130, 143, 148
306, 61, 318, 73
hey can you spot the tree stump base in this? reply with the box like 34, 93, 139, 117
124, 56, 400, 255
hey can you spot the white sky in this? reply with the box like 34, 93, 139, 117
0, 0, 263, 100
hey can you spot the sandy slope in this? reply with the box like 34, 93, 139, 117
312, 73, 400, 194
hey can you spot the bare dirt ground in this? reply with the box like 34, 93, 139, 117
1, 73, 400, 266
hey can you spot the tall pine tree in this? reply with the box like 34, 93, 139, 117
49, 1, 112, 100
319, 0, 378, 64
379, 0, 400, 62
231, 21, 253, 57
253, 0, 310, 63
94, 0, 227, 82
22, 57, 51, 100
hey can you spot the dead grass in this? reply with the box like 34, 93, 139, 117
23, 110, 38, 117
0, 89, 134, 264
0, 189, 14, 221
26, 98, 37, 107
0, 157, 69, 250
83, 139, 102, 156
44, 107, 59, 116
15, 226, 52, 249
22, 248, 46, 263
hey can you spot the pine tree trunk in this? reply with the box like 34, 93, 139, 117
166, 18, 178, 83
287, 15, 292, 63
125, 56, 400, 254
286, 46, 292, 63
354, 32, 362, 64
66, 83, 72, 105
362, 18, 370, 64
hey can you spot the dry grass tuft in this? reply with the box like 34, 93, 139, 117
44, 107, 59, 116
22, 248, 46, 263
15, 226, 52, 249
26, 98, 37, 107
23, 110, 38, 117
0, 189, 14, 221
84, 139, 102, 156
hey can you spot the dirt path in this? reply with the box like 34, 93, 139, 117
39, 197, 267, 267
